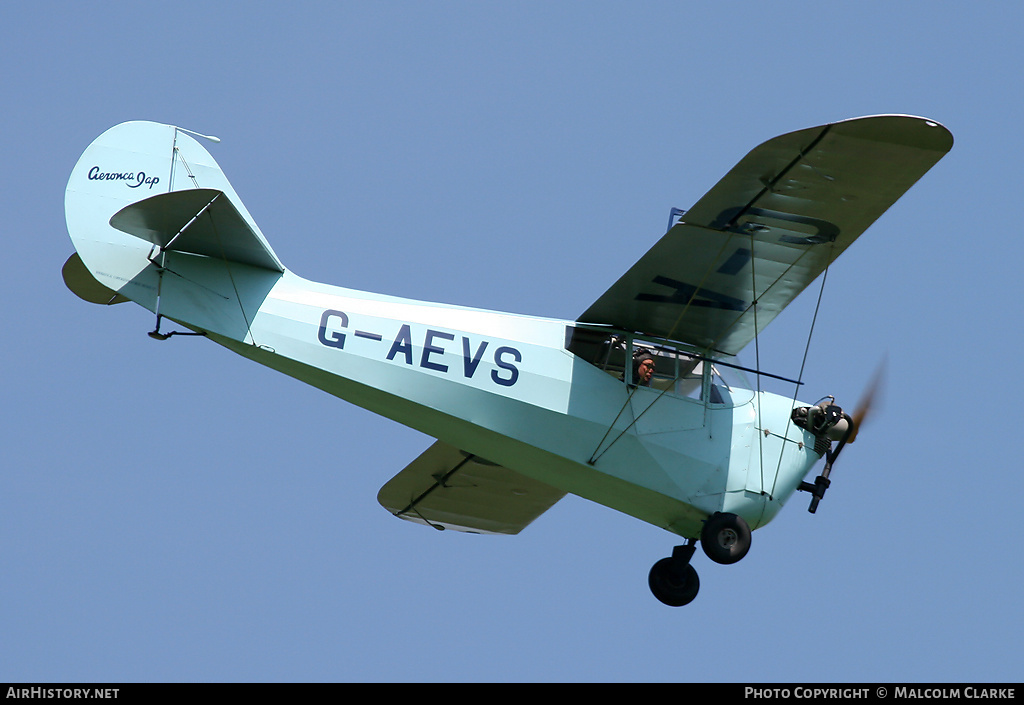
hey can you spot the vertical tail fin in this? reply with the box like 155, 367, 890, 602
64, 121, 285, 342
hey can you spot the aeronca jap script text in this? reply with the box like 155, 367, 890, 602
87, 166, 160, 189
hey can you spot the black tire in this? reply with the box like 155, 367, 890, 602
700, 512, 752, 565
648, 558, 700, 607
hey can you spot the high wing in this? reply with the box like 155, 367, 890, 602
579, 115, 953, 355
377, 441, 566, 535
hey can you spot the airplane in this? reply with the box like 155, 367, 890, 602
62, 115, 952, 606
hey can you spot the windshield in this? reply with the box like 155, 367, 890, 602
708, 360, 755, 406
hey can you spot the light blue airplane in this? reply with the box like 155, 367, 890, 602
63, 116, 951, 606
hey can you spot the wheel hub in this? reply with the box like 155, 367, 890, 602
717, 527, 738, 548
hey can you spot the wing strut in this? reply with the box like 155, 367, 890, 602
767, 252, 834, 498
750, 230, 767, 493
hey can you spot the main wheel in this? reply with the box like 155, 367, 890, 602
648, 558, 700, 607
700, 512, 751, 565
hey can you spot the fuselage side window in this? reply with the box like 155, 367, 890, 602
565, 326, 707, 401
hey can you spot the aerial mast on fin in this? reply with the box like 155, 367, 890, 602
168, 126, 220, 193
173, 126, 221, 143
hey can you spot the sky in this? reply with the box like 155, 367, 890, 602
2, 1, 1022, 683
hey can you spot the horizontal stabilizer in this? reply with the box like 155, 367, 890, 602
378, 440, 566, 535
109, 188, 285, 272
62, 252, 128, 305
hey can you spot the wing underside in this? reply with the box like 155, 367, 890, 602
579, 115, 953, 355
377, 441, 566, 535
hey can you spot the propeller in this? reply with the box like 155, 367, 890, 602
847, 359, 886, 443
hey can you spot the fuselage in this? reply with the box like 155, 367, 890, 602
191, 265, 822, 539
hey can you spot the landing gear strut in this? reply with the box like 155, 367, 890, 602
648, 512, 752, 606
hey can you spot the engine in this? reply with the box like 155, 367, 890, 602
792, 396, 852, 442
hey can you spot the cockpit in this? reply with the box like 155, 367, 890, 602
565, 325, 753, 406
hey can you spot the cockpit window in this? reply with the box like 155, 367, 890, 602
565, 326, 706, 400
643, 347, 703, 399
565, 325, 772, 408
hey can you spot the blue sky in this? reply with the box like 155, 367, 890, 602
3, 1, 1022, 682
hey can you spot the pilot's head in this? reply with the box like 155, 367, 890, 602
634, 351, 656, 386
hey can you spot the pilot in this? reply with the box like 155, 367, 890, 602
632, 351, 656, 387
